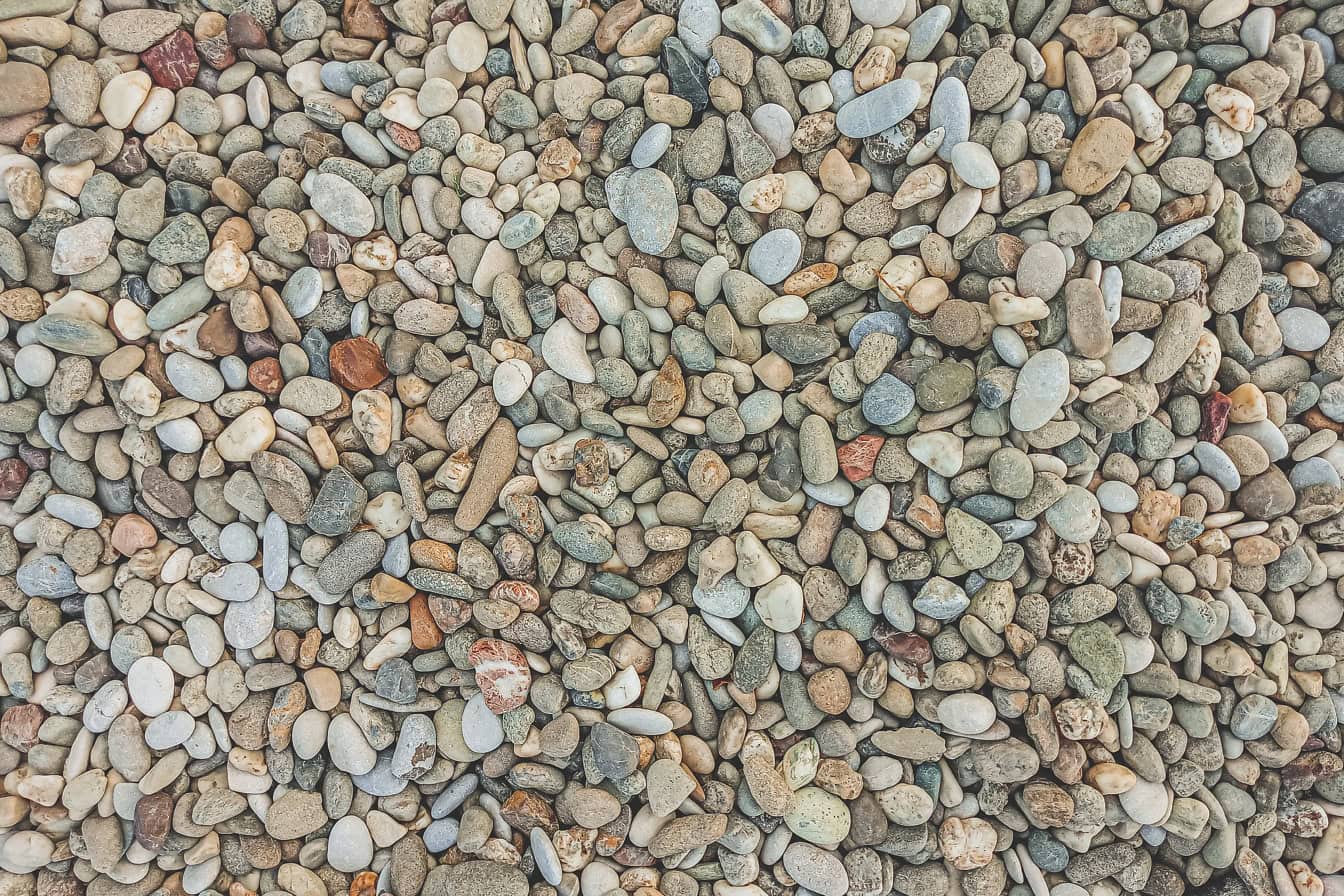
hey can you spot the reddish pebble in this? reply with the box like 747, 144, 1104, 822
341, 0, 389, 39
307, 231, 351, 267
1200, 391, 1231, 443
427, 595, 471, 632
467, 638, 532, 713
197, 305, 241, 356
249, 357, 284, 395
872, 623, 932, 664
349, 871, 377, 896
133, 792, 173, 851
330, 337, 389, 391
500, 790, 558, 834
0, 458, 29, 500
409, 593, 443, 650
1, 704, 44, 751
111, 514, 157, 555
385, 120, 421, 152
226, 11, 268, 47
490, 580, 540, 612
837, 434, 884, 483
142, 31, 199, 89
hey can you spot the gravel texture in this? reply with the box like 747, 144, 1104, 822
1, 3, 1344, 896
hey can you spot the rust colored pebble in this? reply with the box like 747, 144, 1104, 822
0, 704, 45, 751
110, 513, 157, 555
837, 434, 884, 482
329, 336, 390, 391
133, 792, 174, 851
466, 637, 532, 713
0, 457, 29, 500
249, 357, 284, 395
409, 593, 444, 649
142, 31, 200, 89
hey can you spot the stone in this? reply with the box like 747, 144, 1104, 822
837, 79, 921, 138
620, 167, 679, 254
1062, 117, 1136, 195
467, 638, 531, 713
1010, 349, 1070, 431
311, 172, 376, 236
0, 0, 1336, 889
0, 63, 51, 117
862, 374, 915, 425
747, 229, 802, 285
266, 790, 329, 839
782, 843, 849, 896
939, 692, 997, 735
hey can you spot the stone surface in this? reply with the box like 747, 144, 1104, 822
0, 4, 1335, 896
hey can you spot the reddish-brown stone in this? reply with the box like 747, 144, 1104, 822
872, 625, 931, 662
342, 0, 389, 39
1280, 750, 1342, 791
111, 513, 157, 555
490, 580, 540, 612
330, 337, 389, 391
1200, 391, 1231, 443
594, 0, 643, 52
306, 231, 350, 267
134, 791, 174, 851
409, 593, 443, 650
609, 844, 658, 867
197, 304, 240, 356
249, 358, 284, 396
838, 434, 884, 482
267, 682, 307, 751
143, 31, 199, 89
385, 120, 421, 152
242, 329, 282, 359
105, 137, 149, 177
410, 539, 457, 571
1, 704, 44, 751
872, 623, 933, 688
429, 0, 471, 26
500, 790, 558, 834
141, 344, 177, 399
467, 638, 531, 713
0, 457, 29, 500
427, 595, 471, 632
349, 871, 378, 896
645, 357, 685, 427
1305, 409, 1344, 434
226, 11, 268, 48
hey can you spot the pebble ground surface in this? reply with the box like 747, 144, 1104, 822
3, 1, 1344, 896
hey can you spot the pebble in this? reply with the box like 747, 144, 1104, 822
836, 79, 921, 138
747, 229, 801, 285
619, 168, 679, 254
1010, 349, 1070, 431
0, 2, 1337, 896
782, 843, 849, 896
327, 817, 374, 872
939, 692, 998, 735
310, 172, 376, 236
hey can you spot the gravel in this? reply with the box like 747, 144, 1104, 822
1, 0, 1344, 895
